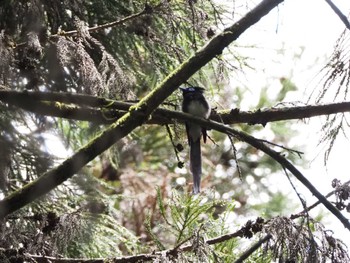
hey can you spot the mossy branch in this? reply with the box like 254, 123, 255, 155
0, 0, 285, 219
2, 90, 350, 126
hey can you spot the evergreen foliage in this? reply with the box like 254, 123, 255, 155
0, 0, 349, 262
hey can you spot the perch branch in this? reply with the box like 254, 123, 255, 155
0, 0, 285, 219
2, 90, 350, 125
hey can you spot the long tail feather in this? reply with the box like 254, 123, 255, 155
190, 139, 201, 194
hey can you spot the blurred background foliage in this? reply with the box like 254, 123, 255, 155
0, 0, 342, 262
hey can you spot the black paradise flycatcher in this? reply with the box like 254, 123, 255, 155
180, 87, 211, 194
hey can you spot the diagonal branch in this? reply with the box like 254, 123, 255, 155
0, 0, 285, 219
1, 89, 349, 229
324, 0, 350, 30
173, 115, 350, 230
290, 179, 350, 220
234, 234, 272, 263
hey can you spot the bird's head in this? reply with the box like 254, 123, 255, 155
180, 86, 205, 94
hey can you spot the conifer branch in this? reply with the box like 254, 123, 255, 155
50, 4, 160, 38
1, 91, 349, 229
25, 217, 266, 262
0, 0, 285, 219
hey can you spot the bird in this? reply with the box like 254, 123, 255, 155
180, 87, 211, 194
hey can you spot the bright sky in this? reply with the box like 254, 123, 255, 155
229, 0, 350, 243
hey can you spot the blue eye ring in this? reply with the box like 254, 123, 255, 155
179, 87, 205, 92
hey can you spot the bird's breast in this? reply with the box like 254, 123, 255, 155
187, 100, 210, 118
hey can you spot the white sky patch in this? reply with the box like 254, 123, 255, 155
225, 0, 350, 242
42, 132, 72, 160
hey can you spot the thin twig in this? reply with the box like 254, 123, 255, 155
283, 167, 319, 252
234, 234, 272, 263
228, 134, 243, 181
50, 4, 159, 38
26, 253, 156, 263
290, 179, 350, 219
257, 138, 304, 156
283, 167, 308, 212
165, 124, 182, 164
25, 217, 265, 262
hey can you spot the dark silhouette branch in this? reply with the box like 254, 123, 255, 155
234, 234, 272, 263
2, 90, 350, 125
0, 0, 284, 219
324, 0, 350, 30
290, 179, 350, 220
178, 116, 350, 230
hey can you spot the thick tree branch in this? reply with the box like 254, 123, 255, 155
217, 101, 350, 125
2, 90, 350, 125
0, 0, 284, 219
